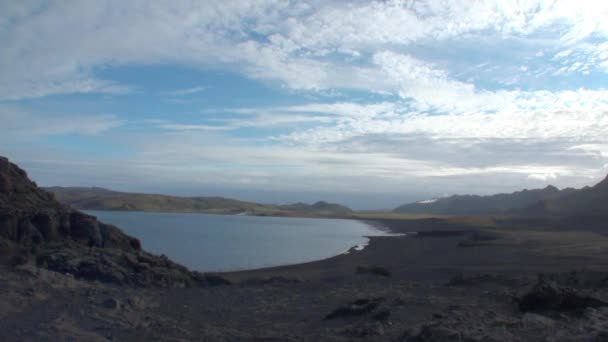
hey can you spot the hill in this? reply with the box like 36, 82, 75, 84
517, 174, 608, 221
46, 186, 276, 214
279, 201, 352, 214
46, 187, 352, 216
394, 186, 577, 216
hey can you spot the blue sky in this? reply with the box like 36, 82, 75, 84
2, 1, 608, 209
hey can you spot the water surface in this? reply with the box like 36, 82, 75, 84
86, 210, 388, 272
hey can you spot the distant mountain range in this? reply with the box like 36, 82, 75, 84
516, 175, 608, 220
45, 187, 352, 217
394, 185, 579, 216
44, 173, 608, 222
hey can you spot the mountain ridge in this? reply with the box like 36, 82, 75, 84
394, 185, 578, 216
516, 174, 608, 220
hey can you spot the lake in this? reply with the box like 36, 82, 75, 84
85, 210, 389, 272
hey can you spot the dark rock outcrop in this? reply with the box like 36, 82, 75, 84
0, 156, 201, 287
519, 277, 607, 313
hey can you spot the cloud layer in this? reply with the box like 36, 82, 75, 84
1, 1, 608, 208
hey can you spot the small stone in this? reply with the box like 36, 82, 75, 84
373, 310, 391, 321
522, 313, 555, 328
102, 298, 121, 310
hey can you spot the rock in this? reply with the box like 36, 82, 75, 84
126, 296, 148, 310
0, 171, 12, 194
324, 298, 384, 320
372, 309, 391, 321
519, 279, 607, 313
77, 259, 127, 284
99, 223, 140, 250
356, 265, 392, 277
0, 156, 201, 288
446, 273, 521, 287
102, 298, 121, 310
492, 316, 520, 328
343, 322, 385, 338
593, 331, 608, 342
0, 212, 19, 241
522, 313, 555, 328
242, 276, 301, 285
69, 211, 102, 247
31, 211, 58, 240
17, 218, 42, 244
203, 274, 232, 286
14, 263, 40, 277
404, 323, 461, 341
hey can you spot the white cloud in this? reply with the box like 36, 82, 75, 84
157, 124, 234, 131
269, 100, 608, 146
3, 1, 608, 206
568, 144, 608, 158
0, 105, 123, 138
163, 86, 208, 97
527, 173, 559, 181
3, 1, 608, 100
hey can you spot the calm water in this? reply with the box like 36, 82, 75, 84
86, 210, 389, 272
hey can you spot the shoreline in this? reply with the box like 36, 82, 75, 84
220, 217, 608, 284
219, 218, 474, 283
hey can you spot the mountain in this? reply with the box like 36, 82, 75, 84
518, 174, 608, 220
394, 186, 577, 216
279, 201, 352, 214
0, 156, 203, 287
46, 187, 352, 216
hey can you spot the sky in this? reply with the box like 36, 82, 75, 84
1, 0, 608, 209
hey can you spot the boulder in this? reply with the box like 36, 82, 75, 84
519, 279, 607, 313
102, 298, 121, 310
31, 211, 58, 240
0, 171, 12, 193
17, 217, 43, 244
69, 211, 102, 247
0, 212, 19, 241
522, 313, 555, 328
325, 298, 384, 320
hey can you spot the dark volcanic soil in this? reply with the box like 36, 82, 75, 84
3, 217, 608, 341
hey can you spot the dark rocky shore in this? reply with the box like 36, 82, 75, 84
3, 156, 608, 341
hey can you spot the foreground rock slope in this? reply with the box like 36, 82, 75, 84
0, 156, 202, 287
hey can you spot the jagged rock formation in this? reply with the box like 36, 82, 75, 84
0, 156, 203, 287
